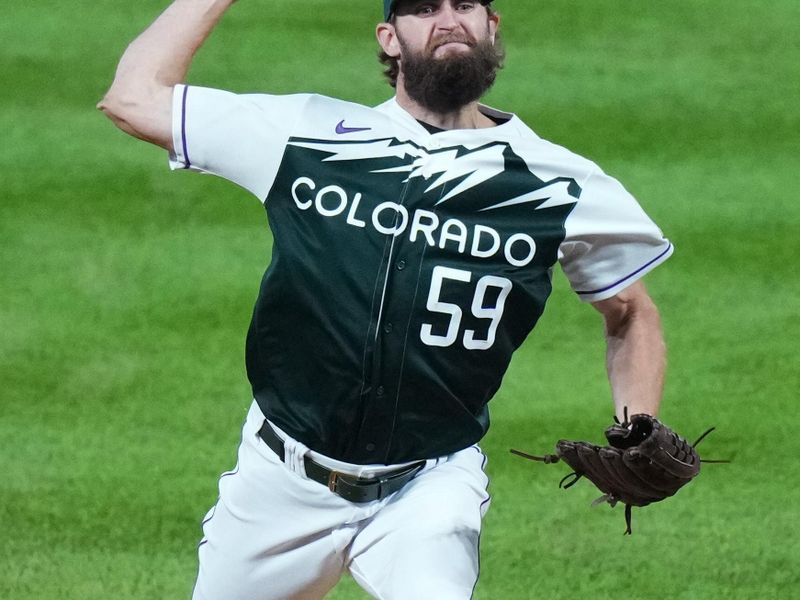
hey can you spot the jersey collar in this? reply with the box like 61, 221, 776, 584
375, 96, 517, 137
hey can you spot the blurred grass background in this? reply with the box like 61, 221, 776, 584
1, 0, 798, 598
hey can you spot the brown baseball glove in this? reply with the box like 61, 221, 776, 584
512, 411, 722, 534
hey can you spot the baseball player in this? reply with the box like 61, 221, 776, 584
99, 0, 672, 598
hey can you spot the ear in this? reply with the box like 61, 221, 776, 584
376, 22, 401, 58
488, 14, 500, 44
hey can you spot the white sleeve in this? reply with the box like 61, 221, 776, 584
168, 84, 312, 200
559, 168, 673, 302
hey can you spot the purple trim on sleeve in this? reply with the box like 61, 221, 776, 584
576, 243, 673, 296
180, 85, 191, 169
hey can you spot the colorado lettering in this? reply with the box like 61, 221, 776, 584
290, 177, 537, 267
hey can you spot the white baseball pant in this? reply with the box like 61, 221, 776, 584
191, 401, 491, 600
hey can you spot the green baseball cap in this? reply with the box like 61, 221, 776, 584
383, 0, 493, 21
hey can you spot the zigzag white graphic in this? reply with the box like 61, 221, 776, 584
479, 180, 576, 211
420, 145, 505, 204
288, 139, 506, 204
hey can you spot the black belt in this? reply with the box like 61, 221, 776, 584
257, 420, 425, 503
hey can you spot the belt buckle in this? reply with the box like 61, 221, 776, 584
327, 470, 342, 492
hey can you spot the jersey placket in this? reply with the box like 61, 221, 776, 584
352, 148, 437, 462
354, 140, 444, 463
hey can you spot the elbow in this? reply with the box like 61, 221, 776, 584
97, 87, 134, 129
615, 300, 662, 346
601, 285, 661, 338
96, 90, 116, 117
96, 84, 172, 149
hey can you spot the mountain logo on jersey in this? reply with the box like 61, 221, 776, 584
286, 137, 582, 212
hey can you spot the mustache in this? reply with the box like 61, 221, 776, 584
429, 35, 477, 51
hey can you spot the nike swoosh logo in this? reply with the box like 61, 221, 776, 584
335, 120, 372, 134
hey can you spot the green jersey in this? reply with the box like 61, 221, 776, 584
170, 86, 672, 464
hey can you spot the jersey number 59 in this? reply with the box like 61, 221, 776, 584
420, 266, 512, 350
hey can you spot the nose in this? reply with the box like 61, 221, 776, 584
435, 3, 460, 31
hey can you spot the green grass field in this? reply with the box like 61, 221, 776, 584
2, 1, 798, 598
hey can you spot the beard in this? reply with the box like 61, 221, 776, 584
398, 33, 504, 114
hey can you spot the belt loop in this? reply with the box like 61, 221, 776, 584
282, 428, 311, 479
378, 476, 388, 500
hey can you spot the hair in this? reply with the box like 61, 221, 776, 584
378, 6, 499, 88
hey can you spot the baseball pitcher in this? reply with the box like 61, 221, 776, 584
100, 1, 692, 598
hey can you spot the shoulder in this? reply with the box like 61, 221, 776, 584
184, 87, 373, 118
282, 95, 426, 141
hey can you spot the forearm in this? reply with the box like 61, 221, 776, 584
98, 0, 236, 146
593, 281, 666, 421
604, 299, 665, 420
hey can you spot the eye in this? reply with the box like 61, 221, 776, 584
456, 1, 477, 11
415, 3, 437, 15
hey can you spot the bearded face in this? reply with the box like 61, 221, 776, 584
396, 28, 504, 114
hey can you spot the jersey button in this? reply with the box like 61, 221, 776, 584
383, 322, 393, 333
396, 260, 406, 271
376, 385, 385, 396
366, 443, 376, 452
